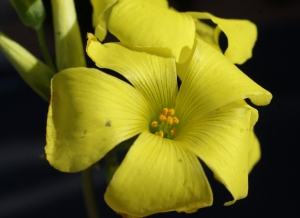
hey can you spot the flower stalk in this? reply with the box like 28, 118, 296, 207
82, 167, 101, 218
9, 0, 56, 71
36, 25, 56, 71
104, 150, 119, 183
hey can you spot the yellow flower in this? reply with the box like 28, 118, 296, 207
93, 0, 257, 64
45, 34, 271, 216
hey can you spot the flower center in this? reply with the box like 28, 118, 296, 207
150, 108, 179, 139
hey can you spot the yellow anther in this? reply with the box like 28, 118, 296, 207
168, 109, 175, 116
173, 117, 179, 124
151, 108, 180, 139
162, 108, 169, 115
159, 114, 167, 121
167, 116, 173, 125
151, 121, 158, 127
156, 131, 164, 137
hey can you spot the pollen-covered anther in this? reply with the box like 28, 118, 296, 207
162, 108, 169, 115
159, 114, 167, 121
168, 109, 175, 116
151, 108, 179, 139
151, 121, 158, 127
173, 117, 179, 124
156, 131, 164, 137
167, 116, 173, 125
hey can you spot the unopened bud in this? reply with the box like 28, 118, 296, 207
0, 32, 55, 101
10, 0, 45, 29
51, 0, 86, 70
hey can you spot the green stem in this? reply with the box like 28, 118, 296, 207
104, 150, 119, 183
36, 25, 56, 71
82, 167, 101, 218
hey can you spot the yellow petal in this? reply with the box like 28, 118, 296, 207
93, 0, 168, 41
176, 38, 272, 127
45, 67, 150, 172
229, 100, 261, 172
194, 19, 222, 53
92, 0, 118, 41
90, 0, 105, 27
176, 102, 253, 205
125, 0, 169, 7
248, 130, 261, 172
0, 31, 55, 100
86, 33, 178, 115
107, 0, 195, 63
188, 12, 257, 64
105, 132, 213, 217
51, 0, 86, 70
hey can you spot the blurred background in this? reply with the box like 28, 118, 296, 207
0, 0, 299, 217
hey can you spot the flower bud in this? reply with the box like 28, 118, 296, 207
9, 0, 45, 29
51, 0, 86, 70
0, 32, 55, 101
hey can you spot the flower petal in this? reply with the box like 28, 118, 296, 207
105, 132, 213, 217
248, 130, 261, 173
86, 33, 178, 115
176, 38, 272, 127
90, 0, 106, 27
107, 0, 195, 63
194, 20, 222, 53
231, 100, 261, 173
236, 100, 258, 128
188, 12, 257, 64
45, 67, 150, 172
175, 102, 253, 205
92, 0, 118, 41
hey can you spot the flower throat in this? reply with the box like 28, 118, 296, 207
150, 108, 179, 139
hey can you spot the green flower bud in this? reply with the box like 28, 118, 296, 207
9, 0, 45, 29
0, 32, 55, 101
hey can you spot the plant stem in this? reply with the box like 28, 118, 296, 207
36, 25, 56, 71
82, 167, 101, 218
104, 150, 119, 183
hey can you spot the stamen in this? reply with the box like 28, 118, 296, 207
173, 117, 179, 124
150, 108, 179, 139
151, 121, 158, 127
156, 131, 164, 137
168, 109, 175, 116
159, 114, 167, 121
167, 116, 173, 125
162, 108, 169, 115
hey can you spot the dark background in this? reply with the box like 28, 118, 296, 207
0, 0, 299, 217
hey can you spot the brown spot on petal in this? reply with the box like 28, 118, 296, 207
105, 120, 111, 127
